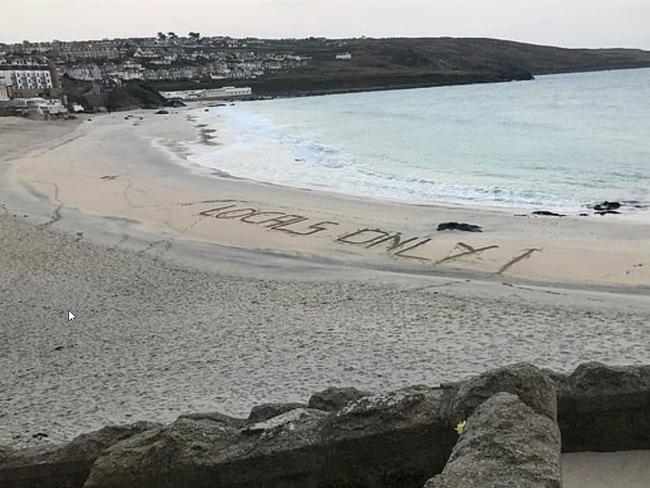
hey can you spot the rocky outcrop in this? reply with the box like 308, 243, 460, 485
593, 201, 621, 212
532, 211, 566, 217
4, 362, 650, 488
436, 222, 482, 232
319, 386, 455, 487
424, 393, 562, 488
247, 402, 308, 422
591, 200, 646, 215
555, 362, 650, 452
84, 387, 452, 488
308, 386, 371, 412
0, 421, 160, 488
83, 417, 242, 488
444, 362, 557, 422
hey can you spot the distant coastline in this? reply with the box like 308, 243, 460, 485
159, 69, 535, 100
147, 37, 650, 99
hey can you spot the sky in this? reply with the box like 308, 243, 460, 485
2, 0, 650, 49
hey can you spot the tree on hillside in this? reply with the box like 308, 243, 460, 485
157, 32, 167, 41
188, 32, 201, 41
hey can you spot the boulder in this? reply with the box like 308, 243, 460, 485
425, 393, 561, 488
308, 386, 371, 412
593, 201, 621, 212
436, 222, 482, 233
84, 418, 237, 488
85, 387, 453, 488
319, 386, 455, 487
532, 211, 565, 217
84, 410, 327, 488
0, 421, 160, 488
445, 363, 557, 423
247, 402, 308, 422
556, 362, 650, 452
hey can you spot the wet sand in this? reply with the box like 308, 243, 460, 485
2, 110, 650, 288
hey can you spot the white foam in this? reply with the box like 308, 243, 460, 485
186, 107, 585, 212
183, 72, 650, 216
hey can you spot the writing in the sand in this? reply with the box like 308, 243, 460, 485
193, 199, 508, 264
198, 200, 340, 236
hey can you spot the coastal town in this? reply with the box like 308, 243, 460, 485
3, 33, 650, 118
0, 34, 355, 117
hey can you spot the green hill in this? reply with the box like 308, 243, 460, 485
152, 37, 650, 97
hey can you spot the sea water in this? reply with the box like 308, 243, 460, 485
188, 68, 650, 213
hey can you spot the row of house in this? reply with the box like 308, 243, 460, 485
0, 36, 356, 115
0, 63, 69, 118
0, 65, 54, 97
0, 35, 317, 86
58, 59, 280, 82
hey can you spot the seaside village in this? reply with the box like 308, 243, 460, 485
0, 34, 354, 118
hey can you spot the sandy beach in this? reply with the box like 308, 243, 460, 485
3, 108, 650, 288
1, 107, 649, 484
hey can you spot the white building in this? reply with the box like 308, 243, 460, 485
210, 86, 252, 97
13, 97, 67, 117
0, 67, 53, 93
335, 52, 352, 60
160, 86, 252, 100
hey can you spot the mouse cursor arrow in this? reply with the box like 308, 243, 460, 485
68, 310, 76, 322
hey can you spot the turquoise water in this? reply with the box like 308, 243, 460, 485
191, 68, 650, 213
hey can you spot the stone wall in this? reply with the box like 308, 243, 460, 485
0, 362, 648, 488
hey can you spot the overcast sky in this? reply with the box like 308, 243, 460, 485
2, 0, 649, 49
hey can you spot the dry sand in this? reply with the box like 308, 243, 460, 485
1, 107, 649, 488
2, 210, 649, 449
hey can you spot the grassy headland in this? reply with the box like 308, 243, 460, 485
149, 37, 650, 97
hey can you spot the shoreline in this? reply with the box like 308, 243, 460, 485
2, 109, 650, 289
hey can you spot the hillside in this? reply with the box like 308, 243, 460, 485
151, 37, 650, 97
